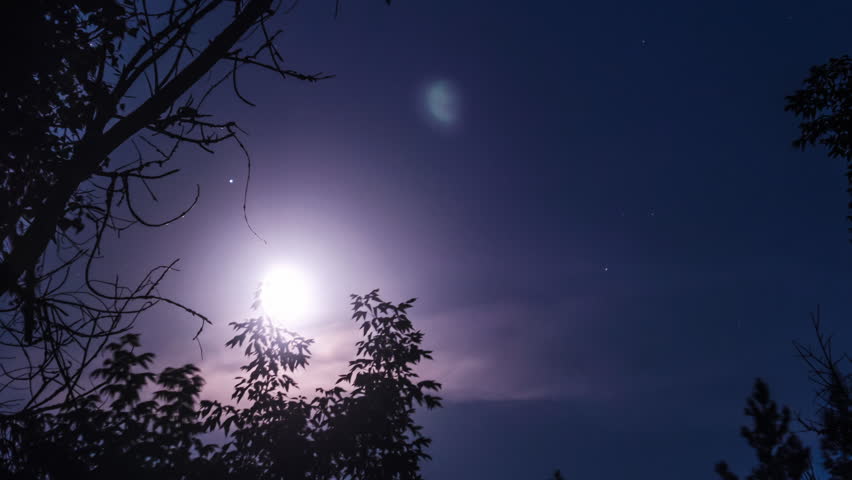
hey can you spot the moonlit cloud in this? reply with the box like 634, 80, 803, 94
415, 301, 616, 402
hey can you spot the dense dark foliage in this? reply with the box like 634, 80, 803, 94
0, 290, 441, 479
786, 55, 852, 235
1, 0, 126, 249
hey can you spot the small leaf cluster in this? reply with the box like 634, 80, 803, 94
787, 56, 852, 162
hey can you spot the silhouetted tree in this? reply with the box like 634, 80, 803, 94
716, 379, 812, 480
717, 311, 851, 480
0, 289, 441, 479
786, 55, 852, 237
794, 310, 852, 480
0, 0, 391, 414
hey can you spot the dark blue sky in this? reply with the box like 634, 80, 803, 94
109, 1, 852, 478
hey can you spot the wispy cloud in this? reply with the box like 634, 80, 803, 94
413, 299, 622, 401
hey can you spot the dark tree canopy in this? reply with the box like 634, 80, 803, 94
1, 0, 127, 247
0, 290, 442, 479
786, 55, 852, 236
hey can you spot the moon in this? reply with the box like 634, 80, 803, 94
260, 265, 314, 326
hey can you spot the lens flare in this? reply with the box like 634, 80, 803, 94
424, 79, 460, 127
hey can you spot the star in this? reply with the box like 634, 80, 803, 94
228, 178, 234, 184
603, 266, 609, 272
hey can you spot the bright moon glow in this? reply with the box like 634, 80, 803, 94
260, 265, 313, 325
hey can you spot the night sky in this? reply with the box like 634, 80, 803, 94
100, 1, 852, 478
